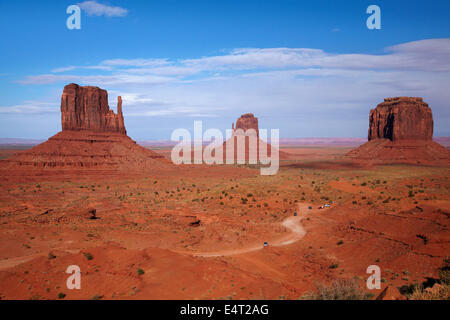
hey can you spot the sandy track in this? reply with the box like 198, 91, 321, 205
186, 203, 314, 257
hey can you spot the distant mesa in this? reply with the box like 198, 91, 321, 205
347, 97, 450, 164
1, 83, 167, 172
232, 113, 259, 136
224, 113, 291, 161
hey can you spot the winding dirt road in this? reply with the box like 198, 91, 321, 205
188, 203, 314, 257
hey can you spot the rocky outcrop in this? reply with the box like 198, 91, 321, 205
2, 83, 167, 172
376, 286, 406, 300
347, 97, 450, 164
61, 83, 126, 134
368, 97, 433, 141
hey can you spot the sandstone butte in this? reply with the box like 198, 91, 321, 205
347, 97, 450, 164
222, 113, 291, 161
1, 83, 167, 172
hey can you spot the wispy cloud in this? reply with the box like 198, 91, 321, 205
51, 65, 112, 73
19, 73, 174, 86
0, 101, 58, 114
21, 38, 450, 85
77, 1, 128, 17
101, 58, 169, 67
10, 38, 450, 138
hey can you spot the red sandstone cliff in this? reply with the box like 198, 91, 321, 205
368, 97, 433, 141
61, 83, 126, 134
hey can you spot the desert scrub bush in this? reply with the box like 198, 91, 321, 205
439, 267, 450, 285
84, 253, 93, 260
137, 268, 145, 275
58, 292, 66, 299
301, 279, 373, 300
407, 283, 449, 300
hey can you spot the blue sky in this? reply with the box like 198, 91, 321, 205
1, 0, 449, 140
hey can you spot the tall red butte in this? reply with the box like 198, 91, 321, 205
2, 83, 167, 172
347, 97, 450, 164
222, 113, 291, 161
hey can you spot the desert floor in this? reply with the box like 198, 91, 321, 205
0, 146, 448, 300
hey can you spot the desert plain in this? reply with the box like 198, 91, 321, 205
0, 86, 449, 301
0, 142, 448, 300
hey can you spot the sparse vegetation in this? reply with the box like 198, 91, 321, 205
302, 279, 373, 300
84, 252, 93, 260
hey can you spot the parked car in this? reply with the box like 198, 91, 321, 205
263, 242, 268, 247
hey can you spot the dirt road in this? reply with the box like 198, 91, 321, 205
188, 203, 315, 257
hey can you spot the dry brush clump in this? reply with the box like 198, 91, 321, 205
301, 278, 373, 300
407, 260, 450, 300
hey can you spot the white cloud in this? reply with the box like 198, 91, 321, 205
179, 38, 450, 72
18, 73, 174, 86
0, 101, 58, 114
51, 66, 77, 73
51, 65, 112, 73
101, 58, 169, 67
36, 38, 450, 79
77, 1, 128, 17
11, 38, 450, 137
